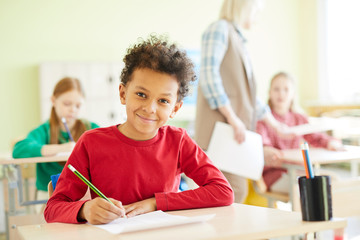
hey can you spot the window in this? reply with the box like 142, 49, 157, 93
320, 0, 360, 103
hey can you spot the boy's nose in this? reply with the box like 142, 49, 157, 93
143, 100, 156, 113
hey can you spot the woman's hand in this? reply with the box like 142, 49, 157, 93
78, 197, 126, 225
124, 198, 157, 218
218, 105, 247, 143
227, 116, 247, 144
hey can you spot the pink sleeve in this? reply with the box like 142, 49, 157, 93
296, 113, 333, 148
256, 120, 273, 146
155, 133, 234, 211
304, 132, 333, 148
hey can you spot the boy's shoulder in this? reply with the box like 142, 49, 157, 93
82, 125, 115, 137
160, 125, 185, 133
159, 125, 188, 137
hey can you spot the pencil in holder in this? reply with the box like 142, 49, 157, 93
298, 175, 332, 221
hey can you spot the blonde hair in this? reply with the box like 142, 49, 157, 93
219, 0, 264, 26
268, 72, 297, 112
49, 77, 87, 144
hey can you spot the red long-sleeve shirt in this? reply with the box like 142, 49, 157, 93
44, 125, 234, 223
256, 111, 333, 189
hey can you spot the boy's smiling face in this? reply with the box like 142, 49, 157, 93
119, 68, 183, 140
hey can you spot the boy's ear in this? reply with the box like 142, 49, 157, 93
170, 101, 183, 118
119, 83, 126, 105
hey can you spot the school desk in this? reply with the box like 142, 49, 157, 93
280, 145, 360, 211
16, 203, 346, 240
0, 154, 69, 240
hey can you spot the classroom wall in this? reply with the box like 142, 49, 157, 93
0, 0, 318, 152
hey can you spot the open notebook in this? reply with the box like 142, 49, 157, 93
93, 210, 215, 234
206, 122, 264, 180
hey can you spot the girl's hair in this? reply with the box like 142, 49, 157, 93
219, 0, 264, 26
49, 77, 87, 144
268, 72, 296, 112
120, 34, 196, 102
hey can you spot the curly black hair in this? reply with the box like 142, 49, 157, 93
120, 34, 197, 102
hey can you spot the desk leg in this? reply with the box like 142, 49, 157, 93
305, 232, 316, 240
288, 166, 297, 211
351, 160, 359, 177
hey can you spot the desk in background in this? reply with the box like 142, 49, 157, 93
280, 145, 360, 211
0, 155, 69, 240
17, 203, 346, 240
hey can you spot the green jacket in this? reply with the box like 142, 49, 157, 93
12, 120, 99, 191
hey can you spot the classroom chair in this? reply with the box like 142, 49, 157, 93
250, 178, 289, 208
47, 173, 61, 198
48, 173, 91, 200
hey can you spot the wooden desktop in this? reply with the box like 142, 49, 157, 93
17, 204, 346, 240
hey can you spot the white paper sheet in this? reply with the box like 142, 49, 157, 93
206, 122, 264, 180
93, 210, 215, 234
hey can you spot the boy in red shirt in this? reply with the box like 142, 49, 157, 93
44, 35, 234, 225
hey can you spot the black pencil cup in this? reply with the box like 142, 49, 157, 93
298, 175, 332, 221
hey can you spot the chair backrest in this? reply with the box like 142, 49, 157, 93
252, 179, 289, 208
48, 173, 61, 198
47, 173, 92, 201
47, 181, 54, 198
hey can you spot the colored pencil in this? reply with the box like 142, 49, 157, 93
301, 142, 314, 178
61, 117, 74, 142
68, 164, 114, 206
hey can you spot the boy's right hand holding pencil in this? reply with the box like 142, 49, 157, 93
68, 164, 126, 224
78, 198, 126, 224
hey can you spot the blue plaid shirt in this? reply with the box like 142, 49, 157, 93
199, 20, 269, 120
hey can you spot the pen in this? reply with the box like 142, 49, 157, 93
61, 117, 74, 142
301, 142, 314, 179
67, 164, 115, 206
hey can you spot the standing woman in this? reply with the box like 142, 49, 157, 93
195, 0, 289, 203
13, 77, 99, 201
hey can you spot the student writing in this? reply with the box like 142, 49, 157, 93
44, 35, 234, 225
12, 77, 99, 199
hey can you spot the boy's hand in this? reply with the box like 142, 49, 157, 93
124, 198, 157, 218
78, 197, 126, 224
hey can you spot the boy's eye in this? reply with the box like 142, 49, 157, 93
159, 99, 169, 104
136, 92, 146, 98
